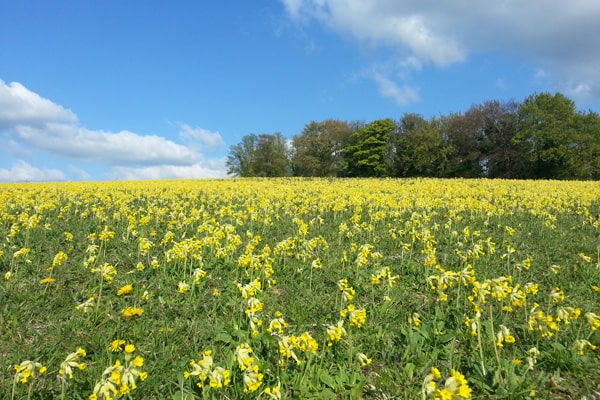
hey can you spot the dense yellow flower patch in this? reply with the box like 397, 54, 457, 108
1, 178, 599, 398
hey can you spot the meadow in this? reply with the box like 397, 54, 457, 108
1, 178, 599, 399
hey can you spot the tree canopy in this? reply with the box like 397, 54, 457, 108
226, 92, 600, 180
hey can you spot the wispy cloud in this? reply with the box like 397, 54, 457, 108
0, 79, 228, 181
281, 0, 600, 103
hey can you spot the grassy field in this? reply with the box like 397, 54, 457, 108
1, 178, 599, 399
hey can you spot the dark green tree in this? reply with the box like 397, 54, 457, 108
391, 114, 450, 177
342, 119, 397, 177
514, 93, 586, 179
291, 119, 353, 176
226, 133, 290, 177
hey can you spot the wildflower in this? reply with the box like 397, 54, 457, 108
267, 313, 288, 334
357, 352, 372, 367
178, 282, 190, 294
550, 287, 565, 304
278, 335, 300, 365
52, 251, 69, 268
98, 226, 115, 242
294, 332, 319, 354
136, 262, 145, 271
76, 296, 96, 313
326, 320, 347, 345
243, 364, 263, 392
185, 350, 213, 385
264, 381, 282, 399
212, 288, 221, 297
209, 366, 231, 388
573, 339, 597, 355
117, 284, 133, 296
141, 291, 149, 301
341, 304, 367, 328
337, 278, 355, 301
585, 312, 600, 331
91, 263, 117, 283
110, 340, 126, 352
526, 347, 540, 371
14, 360, 47, 384
234, 343, 255, 371
122, 307, 143, 318
193, 268, 206, 285
410, 312, 421, 327
245, 297, 264, 314
496, 325, 515, 347
59, 348, 87, 379
40, 277, 56, 284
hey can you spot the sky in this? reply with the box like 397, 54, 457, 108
1, 0, 600, 182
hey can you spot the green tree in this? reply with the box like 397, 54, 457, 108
391, 114, 449, 177
342, 119, 397, 177
226, 133, 290, 177
290, 119, 353, 176
514, 93, 586, 179
226, 134, 259, 177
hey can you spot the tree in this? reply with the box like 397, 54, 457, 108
226, 134, 259, 177
514, 93, 586, 179
342, 119, 397, 177
391, 114, 449, 177
226, 133, 290, 177
290, 119, 353, 177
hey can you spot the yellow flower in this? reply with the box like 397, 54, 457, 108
178, 282, 190, 294
40, 277, 56, 284
117, 284, 133, 296
110, 340, 126, 352
122, 307, 143, 318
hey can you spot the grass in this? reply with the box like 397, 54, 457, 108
1, 178, 599, 399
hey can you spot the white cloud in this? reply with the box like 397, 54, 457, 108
373, 72, 420, 106
281, 0, 600, 103
178, 123, 225, 152
0, 80, 229, 181
108, 160, 228, 180
0, 80, 77, 127
15, 123, 200, 166
0, 160, 66, 182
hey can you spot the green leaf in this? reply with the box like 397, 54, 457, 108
319, 370, 337, 390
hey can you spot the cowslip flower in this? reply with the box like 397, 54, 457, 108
357, 352, 372, 367
243, 364, 263, 393
59, 348, 87, 379
234, 343, 255, 371
14, 360, 47, 384
178, 282, 190, 294
184, 350, 213, 386
209, 366, 231, 388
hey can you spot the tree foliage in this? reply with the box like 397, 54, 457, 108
291, 119, 353, 177
342, 119, 397, 177
226, 92, 600, 180
226, 133, 289, 177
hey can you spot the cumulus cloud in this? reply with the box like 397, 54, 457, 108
0, 79, 228, 181
0, 80, 77, 128
0, 160, 66, 182
15, 123, 200, 166
108, 159, 228, 180
281, 0, 600, 103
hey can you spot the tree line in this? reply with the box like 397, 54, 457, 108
226, 92, 600, 180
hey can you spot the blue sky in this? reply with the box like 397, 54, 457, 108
1, 0, 599, 181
